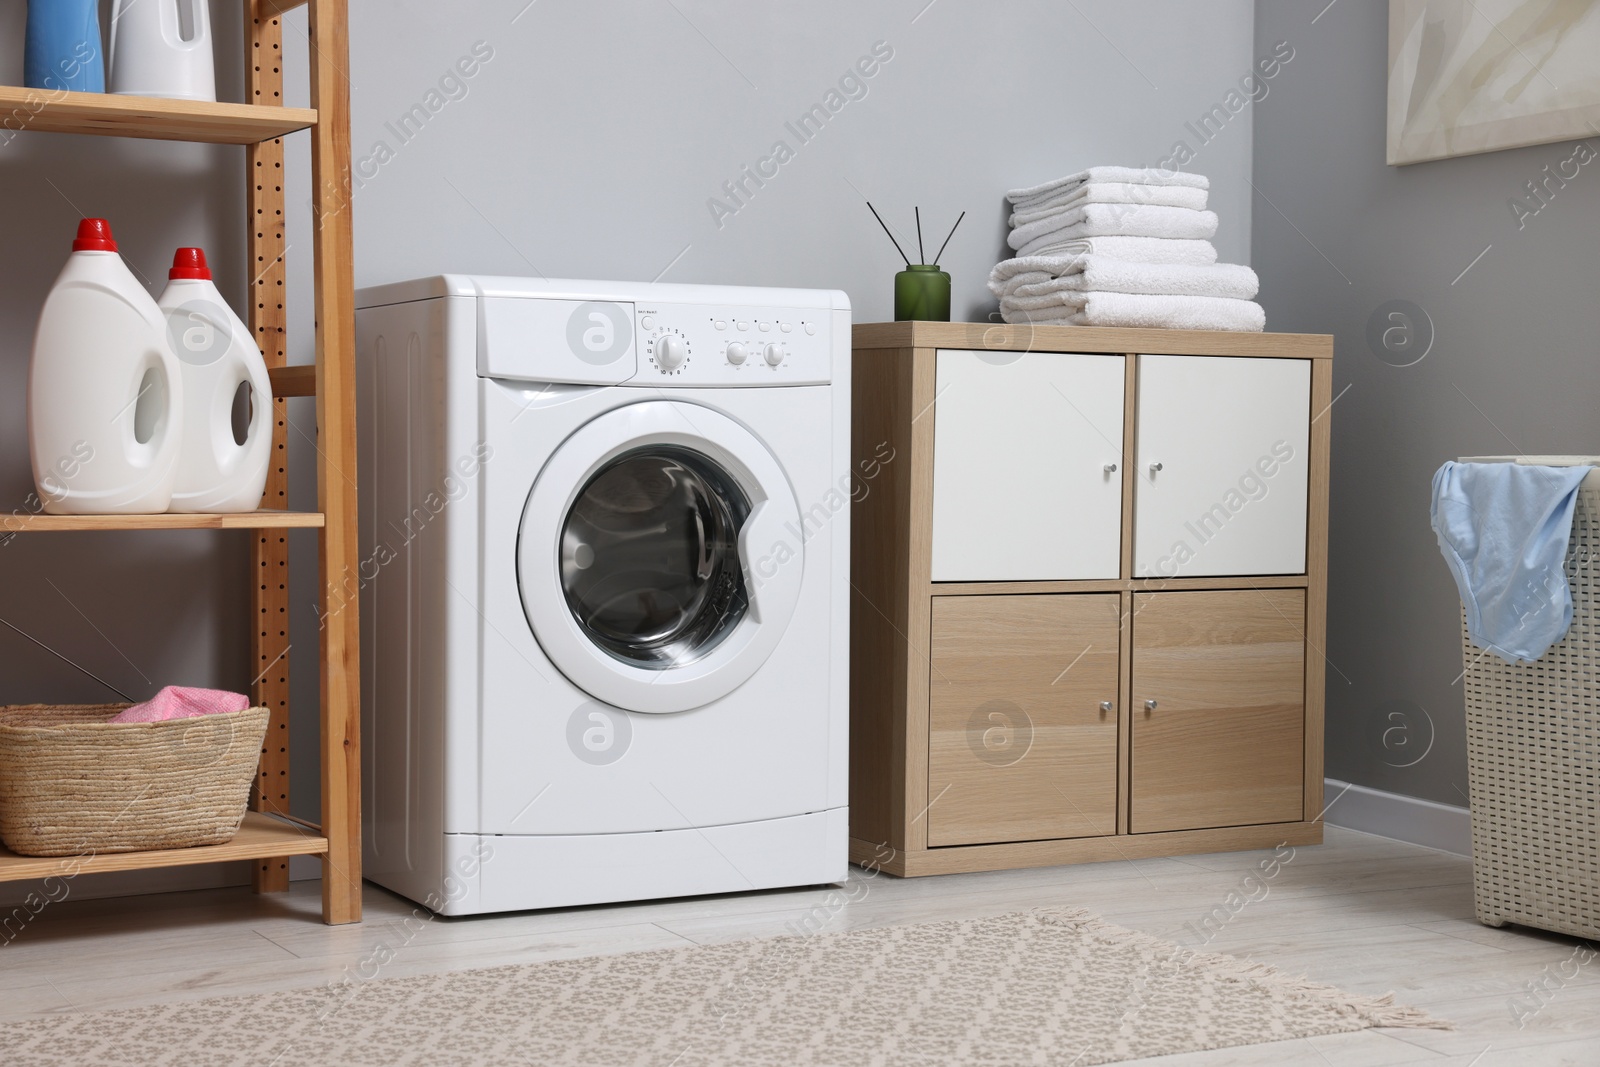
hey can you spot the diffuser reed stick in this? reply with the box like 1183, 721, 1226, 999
933, 210, 966, 265
865, 202, 911, 267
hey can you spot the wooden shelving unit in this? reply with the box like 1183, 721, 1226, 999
0, 0, 361, 925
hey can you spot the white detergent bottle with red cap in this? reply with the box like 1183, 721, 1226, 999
28, 218, 183, 514
159, 248, 273, 513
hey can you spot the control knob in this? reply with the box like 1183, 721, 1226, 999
725, 341, 749, 365
763, 343, 784, 366
656, 334, 688, 371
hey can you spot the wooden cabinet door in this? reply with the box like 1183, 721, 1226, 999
927, 594, 1121, 846
1130, 589, 1305, 833
1133, 355, 1310, 578
931, 350, 1125, 581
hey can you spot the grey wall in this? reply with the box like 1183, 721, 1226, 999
1252, 0, 1600, 809
1, 0, 1257, 895
340, 0, 1259, 305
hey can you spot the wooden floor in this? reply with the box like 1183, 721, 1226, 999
1, 827, 1596, 1065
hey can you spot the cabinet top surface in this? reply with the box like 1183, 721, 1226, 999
853, 321, 1332, 359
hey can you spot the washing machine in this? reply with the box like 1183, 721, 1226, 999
354, 276, 851, 915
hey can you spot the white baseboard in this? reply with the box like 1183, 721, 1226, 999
1322, 777, 1471, 856
0, 852, 321, 908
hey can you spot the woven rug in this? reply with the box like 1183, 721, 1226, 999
0, 908, 1446, 1066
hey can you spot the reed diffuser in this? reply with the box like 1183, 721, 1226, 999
866, 203, 964, 322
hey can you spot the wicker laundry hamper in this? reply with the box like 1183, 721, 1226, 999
0, 703, 269, 857
1458, 457, 1600, 939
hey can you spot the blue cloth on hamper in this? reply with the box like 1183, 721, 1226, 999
1430, 461, 1593, 664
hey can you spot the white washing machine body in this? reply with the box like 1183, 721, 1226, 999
356, 276, 851, 915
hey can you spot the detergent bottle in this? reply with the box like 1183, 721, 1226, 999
29, 219, 183, 514
159, 249, 273, 513
108, 0, 216, 102
24, 0, 105, 93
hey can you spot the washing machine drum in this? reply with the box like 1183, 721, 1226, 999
518, 400, 804, 714
561, 445, 748, 669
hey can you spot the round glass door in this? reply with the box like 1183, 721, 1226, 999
518, 399, 805, 714
560, 446, 750, 669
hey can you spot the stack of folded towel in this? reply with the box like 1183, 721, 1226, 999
989, 166, 1265, 331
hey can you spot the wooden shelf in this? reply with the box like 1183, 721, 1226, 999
269, 364, 318, 397
8, 510, 325, 532
0, 86, 315, 144
0, 813, 327, 883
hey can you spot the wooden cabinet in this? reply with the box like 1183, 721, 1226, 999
927, 594, 1120, 846
849, 322, 1331, 878
930, 350, 1125, 581
1129, 589, 1307, 833
1133, 355, 1311, 578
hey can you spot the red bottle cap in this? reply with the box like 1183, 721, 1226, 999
168, 247, 212, 280
72, 218, 118, 253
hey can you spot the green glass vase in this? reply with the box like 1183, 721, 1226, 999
895, 264, 951, 322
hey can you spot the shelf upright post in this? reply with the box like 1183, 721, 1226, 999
245, 0, 294, 897
305, 0, 362, 925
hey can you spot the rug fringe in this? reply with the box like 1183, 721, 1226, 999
1032, 907, 1452, 1031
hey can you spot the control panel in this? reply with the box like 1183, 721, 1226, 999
635, 305, 832, 386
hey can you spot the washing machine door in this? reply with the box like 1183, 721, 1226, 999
517, 399, 804, 713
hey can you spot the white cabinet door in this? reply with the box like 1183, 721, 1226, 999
931, 350, 1125, 581
1133, 355, 1311, 578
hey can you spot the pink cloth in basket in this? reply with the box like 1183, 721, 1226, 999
110, 686, 250, 724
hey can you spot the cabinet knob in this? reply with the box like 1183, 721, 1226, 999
1099, 700, 1113, 713
1144, 698, 1158, 710
1149, 462, 1164, 474
1103, 463, 1118, 474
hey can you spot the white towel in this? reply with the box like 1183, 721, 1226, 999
989, 256, 1259, 301
1009, 203, 1219, 252
1008, 166, 1209, 206
1009, 182, 1208, 226
1001, 291, 1265, 332
993, 239, 1220, 272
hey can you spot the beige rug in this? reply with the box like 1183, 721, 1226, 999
1, 909, 1446, 1066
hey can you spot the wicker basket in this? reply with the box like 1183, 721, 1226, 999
1460, 459, 1600, 940
0, 703, 270, 857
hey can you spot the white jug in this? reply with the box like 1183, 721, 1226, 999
108, 0, 216, 102
158, 248, 273, 514
29, 219, 183, 515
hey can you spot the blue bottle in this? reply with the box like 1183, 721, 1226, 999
24, 0, 106, 93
